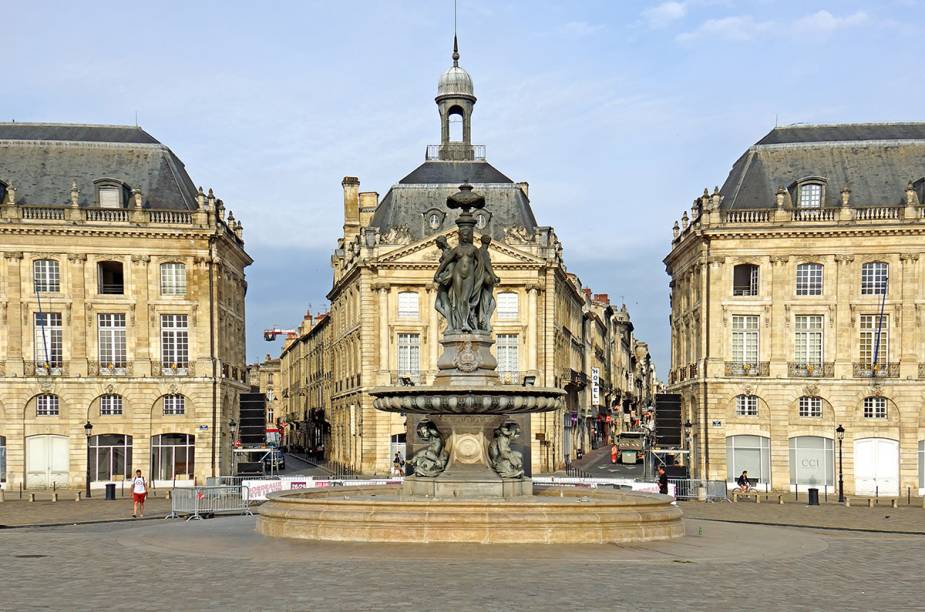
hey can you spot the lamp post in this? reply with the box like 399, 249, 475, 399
836, 424, 845, 503
229, 419, 238, 475
83, 420, 93, 499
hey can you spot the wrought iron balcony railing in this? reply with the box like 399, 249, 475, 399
425, 143, 486, 162
788, 362, 834, 378
853, 362, 899, 378
724, 361, 770, 377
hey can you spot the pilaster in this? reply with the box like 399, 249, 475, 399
4, 252, 23, 376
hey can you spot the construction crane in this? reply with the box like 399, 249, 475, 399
263, 328, 297, 342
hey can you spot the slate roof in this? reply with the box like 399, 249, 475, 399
372, 160, 537, 242
719, 123, 925, 209
0, 123, 198, 210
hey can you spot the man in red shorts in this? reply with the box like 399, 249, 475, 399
131, 469, 147, 518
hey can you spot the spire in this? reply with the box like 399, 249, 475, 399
452, 35, 459, 67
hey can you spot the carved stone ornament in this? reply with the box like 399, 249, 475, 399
741, 385, 753, 397
169, 383, 179, 394
503, 225, 532, 245
453, 340, 480, 373
380, 224, 413, 245
869, 382, 883, 397
3, 251, 23, 261
106, 384, 114, 394
803, 384, 820, 397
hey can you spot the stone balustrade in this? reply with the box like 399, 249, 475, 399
8, 204, 202, 226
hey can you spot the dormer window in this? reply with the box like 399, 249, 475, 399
94, 179, 126, 208
798, 182, 823, 208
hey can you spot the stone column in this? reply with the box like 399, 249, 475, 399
376, 284, 389, 384
4, 252, 23, 376
526, 285, 538, 371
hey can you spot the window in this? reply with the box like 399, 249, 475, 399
789, 436, 833, 486
163, 394, 185, 415
731, 315, 759, 365
863, 397, 887, 419
798, 183, 822, 208
0, 435, 5, 483
798, 396, 822, 418
37, 394, 59, 416
150, 433, 195, 480
34, 312, 63, 370
88, 434, 132, 481
33, 259, 59, 293
160, 314, 189, 370
726, 435, 771, 483
160, 263, 187, 296
398, 292, 419, 319
732, 264, 759, 296
97, 261, 124, 295
397, 333, 420, 374
735, 395, 758, 416
859, 315, 888, 366
794, 315, 823, 366
796, 263, 823, 296
98, 186, 122, 209
497, 292, 519, 320
861, 262, 888, 295
98, 313, 127, 370
100, 394, 123, 416
496, 334, 519, 372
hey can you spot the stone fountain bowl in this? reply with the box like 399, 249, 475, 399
370, 385, 565, 415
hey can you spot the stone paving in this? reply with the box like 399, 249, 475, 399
0, 515, 922, 610
0, 494, 171, 527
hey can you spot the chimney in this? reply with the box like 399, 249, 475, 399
358, 191, 379, 227
594, 293, 610, 305
342, 177, 360, 237
516, 181, 529, 198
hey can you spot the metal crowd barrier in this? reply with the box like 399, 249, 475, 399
668, 479, 729, 502
166, 485, 254, 520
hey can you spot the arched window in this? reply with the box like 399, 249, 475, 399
733, 264, 759, 296
735, 395, 757, 416
100, 394, 124, 416
789, 436, 833, 487
795, 263, 823, 296
497, 292, 519, 320
861, 262, 888, 295
398, 291, 419, 319
160, 262, 187, 296
863, 396, 887, 419
163, 394, 185, 415
37, 394, 60, 416
798, 183, 823, 208
150, 433, 195, 480
33, 259, 60, 293
798, 396, 822, 418
88, 434, 133, 481
726, 435, 770, 483
448, 106, 463, 142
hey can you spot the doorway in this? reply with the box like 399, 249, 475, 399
854, 437, 899, 496
26, 435, 70, 488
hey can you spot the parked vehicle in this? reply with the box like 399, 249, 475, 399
263, 449, 286, 471
615, 431, 646, 464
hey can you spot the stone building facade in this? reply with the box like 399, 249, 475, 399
0, 123, 250, 490
246, 354, 280, 425
278, 312, 331, 457
666, 123, 925, 496
293, 42, 654, 475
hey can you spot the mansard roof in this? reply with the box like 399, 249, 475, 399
0, 122, 198, 210
719, 122, 925, 210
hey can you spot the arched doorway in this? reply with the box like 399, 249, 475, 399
26, 434, 69, 488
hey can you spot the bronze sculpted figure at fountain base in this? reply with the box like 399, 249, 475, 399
406, 420, 448, 478
488, 422, 525, 479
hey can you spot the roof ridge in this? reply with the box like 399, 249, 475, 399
773, 121, 925, 129
0, 121, 145, 129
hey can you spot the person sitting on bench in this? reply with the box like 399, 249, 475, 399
736, 470, 752, 493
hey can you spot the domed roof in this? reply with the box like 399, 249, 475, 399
438, 65, 474, 98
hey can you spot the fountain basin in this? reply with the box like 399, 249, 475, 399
257, 486, 684, 544
370, 385, 565, 415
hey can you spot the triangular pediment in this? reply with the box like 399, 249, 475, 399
377, 230, 543, 266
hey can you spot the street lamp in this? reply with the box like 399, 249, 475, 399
684, 420, 693, 475
83, 420, 93, 499
836, 424, 846, 503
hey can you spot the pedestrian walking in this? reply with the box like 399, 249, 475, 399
657, 466, 668, 495
131, 469, 147, 518
392, 451, 405, 477
610, 443, 618, 464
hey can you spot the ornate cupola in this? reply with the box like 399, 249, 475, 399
435, 36, 477, 160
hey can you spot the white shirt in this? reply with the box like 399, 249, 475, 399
132, 476, 146, 494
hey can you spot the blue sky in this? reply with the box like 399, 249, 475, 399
7, 1, 923, 374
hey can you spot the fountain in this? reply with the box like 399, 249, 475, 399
257, 184, 683, 544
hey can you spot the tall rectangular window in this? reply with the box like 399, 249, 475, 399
794, 315, 824, 366
100, 394, 124, 416
163, 394, 185, 415
36, 394, 59, 416
98, 187, 121, 209
496, 334, 519, 372
863, 397, 887, 419
733, 265, 759, 296
799, 396, 822, 418
796, 263, 823, 296
160, 263, 187, 296
735, 395, 758, 416
859, 314, 888, 366
798, 183, 822, 208
160, 314, 189, 370
497, 292, 519, 320
731, 315, 759, 365
397, 292, 419, 319
397, 333, 420, 374
98, 313, 127, 369
33, 259, 60, 293
34, 312, 63, 369
861, 262, 888, 295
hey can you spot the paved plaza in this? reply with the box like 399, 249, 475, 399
1, 511, 923, 611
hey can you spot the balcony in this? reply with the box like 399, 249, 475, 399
853, 362, 899, 378
26, 361, 64, 376
154, 363, 192, 377
788, 362, 834, 378
688, 363, 698, 379
425, 143, 486, 162
724, 361, 770, 377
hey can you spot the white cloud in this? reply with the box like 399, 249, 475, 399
793, 10, 868, 35
676, 15, 774, 42
561, 20, 605, 37
643, 1, 687, 28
